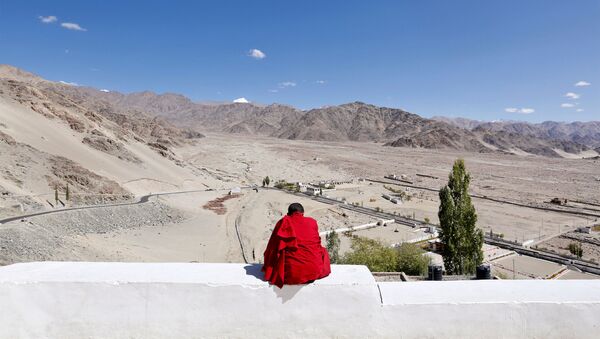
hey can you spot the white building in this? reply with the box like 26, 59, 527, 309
305, 186, 322, 196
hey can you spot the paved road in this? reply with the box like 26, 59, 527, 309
367, 178, 600, 218
270, 188, 429, 228
0, 187, 249, 225
485, 235, 600, 276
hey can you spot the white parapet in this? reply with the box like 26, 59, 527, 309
1, 262, 599, 338
0, 262, 381, 338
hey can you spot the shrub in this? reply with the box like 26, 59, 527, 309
274, 180, 297, 191
342, 237, 398, 272
568, 242, 583, 258
397, 243, 431, 275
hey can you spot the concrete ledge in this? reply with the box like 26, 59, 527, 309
377, 280, 600, 338
0, 262, 381, 338
1, 262, 600, 338
0, 261, 376, 285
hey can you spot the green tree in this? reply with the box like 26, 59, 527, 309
397, 243, 431, 275
65, 183, 70, 201
325, 230, 341, 264
568, 242, 583, 258
262, 176, 270, 187
342, 236, 398, 272
438, 159, 483, 275
54, 187, 59, 205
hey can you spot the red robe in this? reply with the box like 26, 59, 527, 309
262, 212, 331, 288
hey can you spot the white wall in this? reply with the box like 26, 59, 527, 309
1, 262, 599, 338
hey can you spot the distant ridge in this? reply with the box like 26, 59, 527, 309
434, 116, 600, 149
2, 64, 598, 158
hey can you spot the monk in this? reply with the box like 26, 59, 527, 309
262, 203, 331, 288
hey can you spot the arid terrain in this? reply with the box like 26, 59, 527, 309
1, 65, 599, 275
2, 131, 599, 266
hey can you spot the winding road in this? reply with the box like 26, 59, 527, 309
0, 187, 248, 225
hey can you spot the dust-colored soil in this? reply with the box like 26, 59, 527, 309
1, 132, 599, 269
538, 231, 600, 263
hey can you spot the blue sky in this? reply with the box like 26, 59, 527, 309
0, 1, 598, 122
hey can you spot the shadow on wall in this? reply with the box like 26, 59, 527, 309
244, 263, 305, 304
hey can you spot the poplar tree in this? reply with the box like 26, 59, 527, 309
438, 159, 483, 275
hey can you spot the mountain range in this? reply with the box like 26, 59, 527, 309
2, 64, 599, 159
434, 116, 600, 150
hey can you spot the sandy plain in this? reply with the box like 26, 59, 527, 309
2, 132, 599, 268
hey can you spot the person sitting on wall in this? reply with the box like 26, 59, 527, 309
262, 203, 331, 288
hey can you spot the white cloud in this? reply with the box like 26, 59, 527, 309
39, 15, 57, 23
58, 80, 78, 86
561, 103, 576, 108
248, 49, 266, 59
565, 92, 580, 99
100, 89, 110, 93
574, 81, 591, 87
505, 107, 534, 114
61, 22, 86, 31
278, 81, 296, 88
268, 89, 279, 93
233, 97, 249, 103
565, 92, 581, 100
315, 80, 326, 84
576, 108, 584, 112
519, 108, 535, 114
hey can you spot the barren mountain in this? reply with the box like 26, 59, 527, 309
0, 65, 203, 162
0, 65, 211, 215
473, 127, 589, 157
276, 102, 594, 156
2, 65, 597, 160
431, 116, 487, 130
46, 83, 303, 137
435, 116, 600, 149
277, 102, 487, 152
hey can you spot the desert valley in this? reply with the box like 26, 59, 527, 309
1, 64, 599, 279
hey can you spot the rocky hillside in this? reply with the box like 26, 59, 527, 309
436, 116, 600, 149
276, 102, 487, 152
50, 86, 302, 137
2, 65, 597, 159
0, 65, 203, 163
0, 65, 209, 213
